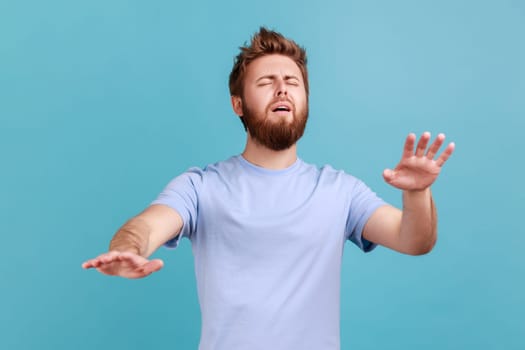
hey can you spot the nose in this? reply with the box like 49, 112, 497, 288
275, 80, 288, 97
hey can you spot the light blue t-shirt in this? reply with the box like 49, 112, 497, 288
152, 155, 387, 350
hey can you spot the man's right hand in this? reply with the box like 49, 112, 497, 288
82, 251, 164, 279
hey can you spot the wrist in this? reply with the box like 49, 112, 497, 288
403, 186, 431, 195
108, 246, 141, 255
402, 187, 432, 211
109, 218, 150, 257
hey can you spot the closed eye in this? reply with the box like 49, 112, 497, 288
257, 78, 273, 86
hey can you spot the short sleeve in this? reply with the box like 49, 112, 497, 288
345, 177, 387, 252
150, 167, 203, 248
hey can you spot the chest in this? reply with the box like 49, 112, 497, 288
195, 180, 348, 258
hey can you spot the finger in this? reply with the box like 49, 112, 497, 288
100, 251, 121, 264
415, 131, 431, 157
82, 251, 117, 269
82, 260, 95, 269
90, 258, 108, 268
83, 260, 105, 269
426, 133, 445, 159
401, 133, 416, 159
435, 142, 455, 167
88, 251, 121, 268
82, 258, 98, 268
117, 251, 148, 265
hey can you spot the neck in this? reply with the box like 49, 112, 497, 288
242, 135, 298, 170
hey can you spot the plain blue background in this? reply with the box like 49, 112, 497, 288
1, 0, 523, 349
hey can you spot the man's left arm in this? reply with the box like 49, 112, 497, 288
362, 132, 454, 255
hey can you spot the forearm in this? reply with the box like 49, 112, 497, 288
109, 217, 151, 257
399, 188, 437, 255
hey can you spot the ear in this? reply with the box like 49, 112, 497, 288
231, 95, 243, 116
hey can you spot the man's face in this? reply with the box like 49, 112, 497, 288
236, 54, 308, 151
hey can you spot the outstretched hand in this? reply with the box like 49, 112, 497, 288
82, 251, 164, 279
383, 132, 455, 191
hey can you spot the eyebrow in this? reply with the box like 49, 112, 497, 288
256, 74, 300, 82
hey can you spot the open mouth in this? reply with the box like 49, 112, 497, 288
272, 105, 291, 112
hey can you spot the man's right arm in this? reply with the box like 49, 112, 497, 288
110, 204, 184, 257
82, 204, 183, 278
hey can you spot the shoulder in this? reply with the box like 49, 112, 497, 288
167, 156, 242, 190
305, 161, 362, 188
175, 156, 240, 178
202, 156, 241, 174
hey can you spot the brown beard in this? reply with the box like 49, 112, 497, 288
241, 99, 309, 151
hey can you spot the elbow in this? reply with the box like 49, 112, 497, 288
407, 244, 434, 256
405, 234, 437, 256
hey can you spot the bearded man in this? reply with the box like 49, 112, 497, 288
83, 27, 455, 350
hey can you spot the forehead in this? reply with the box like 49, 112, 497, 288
245, 54, 303, 80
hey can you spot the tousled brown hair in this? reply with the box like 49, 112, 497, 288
229, 27, 309, 97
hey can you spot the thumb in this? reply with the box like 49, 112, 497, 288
383, 168, 395, 183
141, 259, 164, 275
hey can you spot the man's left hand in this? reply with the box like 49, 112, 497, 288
383, 132, 455, 191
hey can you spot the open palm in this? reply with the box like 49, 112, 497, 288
383, 132, 455, 191
82, 251, 164, 279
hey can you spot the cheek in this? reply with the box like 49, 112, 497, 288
292, 90, 307, 107
247, 91, 273, 110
